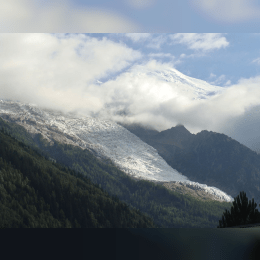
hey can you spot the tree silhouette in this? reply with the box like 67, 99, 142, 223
218, 191, 260, 228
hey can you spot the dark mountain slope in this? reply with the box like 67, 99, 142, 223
0, 117, 232, 228
0, 128, 156, 228
150, 125, 194, 148
122, 123, 260, 206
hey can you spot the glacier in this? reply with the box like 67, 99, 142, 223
0, 100, 233, 202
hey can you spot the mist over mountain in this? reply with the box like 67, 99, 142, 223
1, 33, 260, 165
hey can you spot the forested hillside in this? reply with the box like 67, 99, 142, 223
0, 118, 232, 228
0, 128, 156, 228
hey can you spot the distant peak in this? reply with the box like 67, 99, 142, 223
198, 130, 213, 135
166, 124, 192, 136
176, 124, 185, 128
171, 124, 188, 131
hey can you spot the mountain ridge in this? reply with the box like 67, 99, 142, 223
121, 122, 260, 208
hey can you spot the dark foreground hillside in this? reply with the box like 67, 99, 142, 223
0, 117, 232, 228
0, 129, 156, 228
121, 123, 260, 208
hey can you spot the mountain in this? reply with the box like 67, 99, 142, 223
121, 123, 260, 208
0, 101, 234, 228
0, 100, 233, 202
95, 65, 225, 121
124, 65, 224, 101
0, 117, 232, 228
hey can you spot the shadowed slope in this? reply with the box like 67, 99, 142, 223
122, 123, 260, 207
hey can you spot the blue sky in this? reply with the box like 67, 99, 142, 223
2, 0, 260, 32
85, 33, 260, 88
72, 0, 260, 32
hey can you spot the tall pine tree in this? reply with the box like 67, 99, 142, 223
218, 191, 260, 228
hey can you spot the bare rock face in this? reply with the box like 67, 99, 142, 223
0, 100, 234, 202
151, 125, 194, 148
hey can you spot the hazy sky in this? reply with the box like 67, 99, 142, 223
2, 0, 260, 32
1, 33, 260, 152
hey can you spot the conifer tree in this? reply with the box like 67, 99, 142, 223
218, 191, 260, 228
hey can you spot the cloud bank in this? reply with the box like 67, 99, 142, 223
0, 34, 142, 113
125, 33, 229, 51
192, 0, 260, 23
169, 33, 229, 51
1, 34, 260, 152
0, 0, 140, 32
124, 33, 152, 42
125, 0, 156, 9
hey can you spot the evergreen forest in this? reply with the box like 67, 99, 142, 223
0, 118, 233, 228
218, 191, 260, 228
0, 128, 156, 228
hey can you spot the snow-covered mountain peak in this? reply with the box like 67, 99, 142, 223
0, 100, 233, 202
119, 65, 225, 102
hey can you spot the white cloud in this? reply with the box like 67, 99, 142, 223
146, 35, 167, 49
98, 62, 260, 154
0, 0, 140, 32
191, 0, 260, 23
148, 53, 175, 59
224, 80, 232, 86
210, 77, 260, 152
104, 67, 260, 140
208, 74, 231, 87
252, 57, 260, 65
209, 74, 226, 85
169, 33, 229, 52
125, 0, 156, 9
125, 34, 167, 49
124, 33, 151, 42
179, 52, 206, 60
1, 33, 260, 154
0, 34, 142, 113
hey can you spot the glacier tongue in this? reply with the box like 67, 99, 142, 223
0, 100, 233, 202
